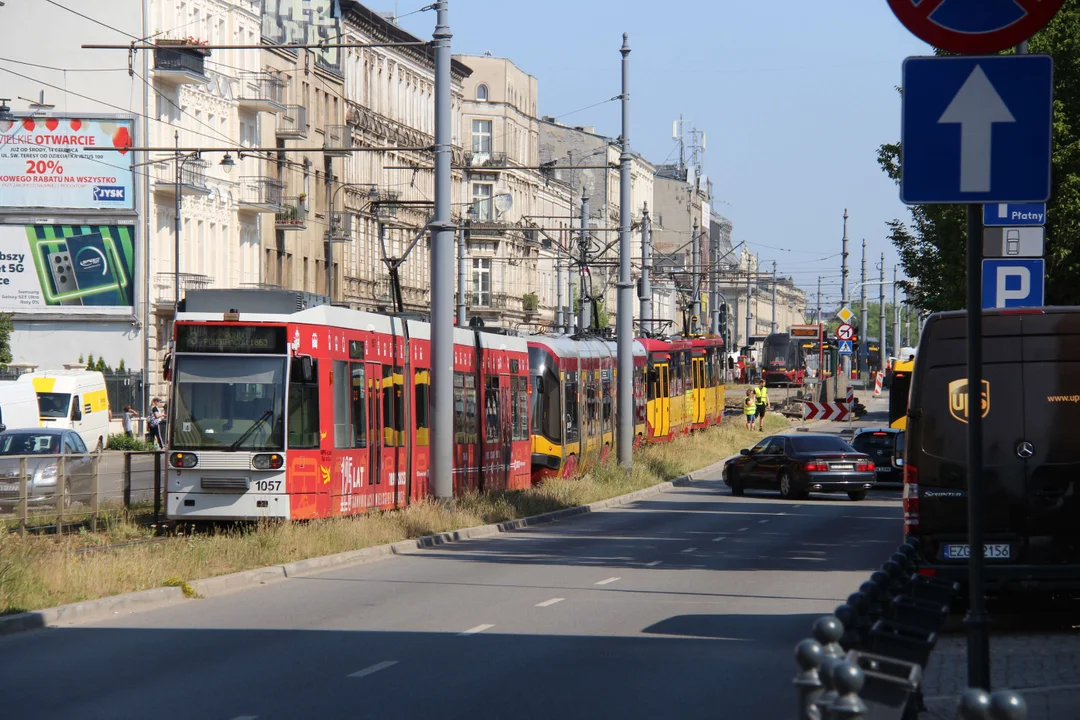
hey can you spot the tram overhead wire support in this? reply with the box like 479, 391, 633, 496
616, 32, 634, 470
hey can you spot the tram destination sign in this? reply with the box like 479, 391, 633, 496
176, 325, 288, 354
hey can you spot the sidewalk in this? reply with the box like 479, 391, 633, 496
921, 634, 1080, 718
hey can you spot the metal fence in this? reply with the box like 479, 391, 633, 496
792, 539, 1028, 719
0, 369, 145, 417
0, 450, 166, 532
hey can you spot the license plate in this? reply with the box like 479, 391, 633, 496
831, 464, 854, 471
0, 482, 18, 492
876, 467, 890, 473
944, 543, 1011, 560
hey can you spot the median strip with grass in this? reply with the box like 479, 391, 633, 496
0, 416, 788, 615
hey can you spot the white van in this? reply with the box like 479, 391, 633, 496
18, 370, 110, 451
0, 381, 40, 432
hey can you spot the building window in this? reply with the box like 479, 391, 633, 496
471, 182, 493, 221
476, 84, 488, 102
472, 119, 492, 155
471, 258, 491, 307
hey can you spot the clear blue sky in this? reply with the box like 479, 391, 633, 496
397, 1, 932, 308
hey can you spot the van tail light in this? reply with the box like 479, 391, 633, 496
804, 460, 828, 472
918, 568, 937, 577
903, 464, 919, 535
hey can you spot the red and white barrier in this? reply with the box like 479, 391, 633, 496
873, 372, 883, 396
803, 401, 850, 422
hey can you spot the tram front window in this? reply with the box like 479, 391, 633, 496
171, 356, 286, 451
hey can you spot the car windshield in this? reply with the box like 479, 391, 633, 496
170, 355, 286, 451
37, 392, 71, 418
0, 433, 60, 455
790, 436, 857, 454
852, 433, 896, 452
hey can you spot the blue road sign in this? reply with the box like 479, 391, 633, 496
982, 258, 1045, 309
983, 203, 1046, 227
901, 55, 1053, 205
838, 340, 853, 355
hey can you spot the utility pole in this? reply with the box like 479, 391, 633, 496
691, 218, 701, 333
893, 265, 900, 357
568, 259, 577, 334
173, 130, 182, 315
709, 216, 719, 336
816, 276, 822, 325
430, 1, 453, 500
578, 189, 590, 332
905, 305, 911, 347
616, 33, 634, 469
325, 156, 335, 300
841, 209, 850, 383
859, 239, 867, 377
744, 256, 752, 351
879, 252, 887, 373
639, 203, 652, 328
770, 260, 777, 333
456, 223, 467, 327
555, 234, 564, 333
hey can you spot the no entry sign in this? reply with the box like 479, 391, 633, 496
887, 0, 1065, 53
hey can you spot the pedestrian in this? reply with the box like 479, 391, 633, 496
754, 378, 769, 432
743, 389, 756, 430
122, 404, 139, 438
148, 397, 165, 449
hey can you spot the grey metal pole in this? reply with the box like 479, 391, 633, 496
555, 237, 564, 333
568, 261, 577, 334
456, 222, 467, 327
860, 239, 867, 376
616, 32, 634, 468
745, 261, 752, 350
639, 204, 652, 329
430, 1, 454, 500
879, 253, 886, 373
841, 209, 850, 381
173, 131, 182, 312
893, 265, 900, 357
709, 218, 719, 336
140, 0, 151, 421
326, 159, 334, 300
770, 260, 777, 333
691, 218, 701, 333
578, 189, 590, 332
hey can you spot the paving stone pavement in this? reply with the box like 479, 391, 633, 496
921, 633, 1080, 719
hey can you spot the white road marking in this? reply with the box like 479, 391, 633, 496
595, 577, 621, 585
536, 598, 564, 607
459, 624, 495, 636
793, 505, 803, 509
738, 527, 749, 532
759, 519, 770, 524
646, 560, 663, 567
681, 547, 698, 553
712, 536, 727, 542
230, 717, 259, 720
348, 661, 399, 678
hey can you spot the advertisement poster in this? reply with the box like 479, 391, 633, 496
0, 117, 134, 211
0, 224, 136, 314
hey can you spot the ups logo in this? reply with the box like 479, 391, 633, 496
948, 379, 990, 424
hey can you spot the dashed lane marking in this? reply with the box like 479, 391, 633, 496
646, 560, 663, 567
348, 661, 399, 678
536, 598, 564, 607
712, 536, 727, 542
459, 624, 495, 636
681, 547, 698, 553
595, 577, 621, 585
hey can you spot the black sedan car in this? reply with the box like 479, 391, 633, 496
850, 428, 903, 485
723, 433, 877, 501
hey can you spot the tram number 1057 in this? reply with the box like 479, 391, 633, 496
253, 480, 283, 492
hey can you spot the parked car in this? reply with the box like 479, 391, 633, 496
723, 433, 877, 501
0, 429, 97, 509
850, 428, 903, 484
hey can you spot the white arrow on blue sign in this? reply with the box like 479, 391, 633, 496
983, 203, 1046, 227
981, 258, 1045, 309
838, 340, 853, 355
901, 55, 1053, 204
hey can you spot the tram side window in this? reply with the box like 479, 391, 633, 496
350, 363, 366, 448
288, 357, 320, 449
454, 373, 466, 444
564, 374, 580, 443
415, 370, 430, 448
634, 368, 646, 423
381, 365, 404, 448
511, 376, 527, 442
464, 375, 478, 444
647, 366, 658, 401
602, 378, 612, 430
532, 371, 561, 442
333, 360, 351, 448
485, 376, 500, 442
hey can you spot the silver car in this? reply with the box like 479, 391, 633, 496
0, 429, 97, 509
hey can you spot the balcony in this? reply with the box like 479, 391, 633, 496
153, 44, 209, 86
236, 72, 285, 113
325, 125, 354, 157
275, 197, 307, 231
155, 272, 213, 307
151, 158, 211, 197
465, 151, 507, 168
237, 176, 284, 213
468, 292, 510, 310
276, 105, 307, 139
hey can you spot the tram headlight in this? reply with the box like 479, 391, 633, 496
170, 452, 198, 469
252, 453, 284, 470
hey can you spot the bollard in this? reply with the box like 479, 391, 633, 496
868, 618, 937, 667
861, 581, 887, 622
958, 688, 992, 719
906, 574, 961, 606
988, 691, 1027, 720
891, 552, 916, 576
846, 649, 922, 720
794, 638, 824, 720
904, 536, 920, 551
870, 571, 893, 599
835, 604, 861, 651
813, 656, 842, 720
827, 661, 868, 719
886, 594, 950, 635
847, 592, 873, 647
815, 615, 846, 659
881, 561, 908, 596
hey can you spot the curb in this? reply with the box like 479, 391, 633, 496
0, 476, 698, 635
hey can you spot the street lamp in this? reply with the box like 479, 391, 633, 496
0, 99, 13, 132
219, 153, 236, 174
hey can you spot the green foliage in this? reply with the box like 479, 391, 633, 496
86, 353, 95, 370
0, 313, 12, 368
95, 358, 109, 373
105, 434, 156, 452
879, 5, 1080, 311
521, 293, 539, 313
117, 358, 126, 372
572, 297, 610, 329
77, 354, 84, 364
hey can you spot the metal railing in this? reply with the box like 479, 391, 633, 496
155, 272, 213, 305
236, 71, 285, 107
791, 539, 1028, 719
466, 151, 507, 168
325, 125, 354, 155
276, 105, 307, 139
275, 197, 307, 229
152, 158, 209, 191
237, 176, 285, 209
153, 48, 207, 77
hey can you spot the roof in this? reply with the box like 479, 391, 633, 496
340, 1, 473, 78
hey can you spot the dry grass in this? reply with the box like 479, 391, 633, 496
0, 415, 788, 615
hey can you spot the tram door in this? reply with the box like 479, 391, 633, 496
366, 363, 383, 495
692, 355, 706, 425
499, 374, 512, 489
651, 362, 671, 439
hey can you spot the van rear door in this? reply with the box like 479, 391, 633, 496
1018, 312, 1080, 565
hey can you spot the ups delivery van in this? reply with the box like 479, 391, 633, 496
904, 308, 1080, 593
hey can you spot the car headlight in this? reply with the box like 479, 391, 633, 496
34, 464, 58, 486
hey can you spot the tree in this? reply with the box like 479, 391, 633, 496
86, 353, 95, 370
878, 4, 1080, 311
118, 358, 126, 372
0, 313, 12, 368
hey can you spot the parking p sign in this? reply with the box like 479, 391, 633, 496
982, 258, 1045, 309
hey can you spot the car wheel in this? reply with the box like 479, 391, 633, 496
779, 470, 796, 500
848, 490, 867, 502
729, 467, 744, 497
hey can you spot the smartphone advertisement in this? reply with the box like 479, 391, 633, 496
0, 224, 135, 314
0, 116, 134, 211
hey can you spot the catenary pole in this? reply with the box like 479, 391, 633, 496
456, 222, 467, 327
639, 203, 652, 328
770, 260, 777, 332
691, 218, 701, 333
616, 33, 634, 468
841, 209, 850, 384
578, 190, 590, 331
860, 239, 868, 377
893, 265, 900, 356
430, 1, 454, 500
879, 253, 887, 372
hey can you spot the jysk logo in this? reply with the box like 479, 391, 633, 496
92, 186, 125, 202
948, 379, 990, 424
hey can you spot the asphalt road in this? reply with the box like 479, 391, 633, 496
0, 463, 901, 719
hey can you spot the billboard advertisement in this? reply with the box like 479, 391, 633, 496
0, 224, 136, 314
0, 116, 134, 211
